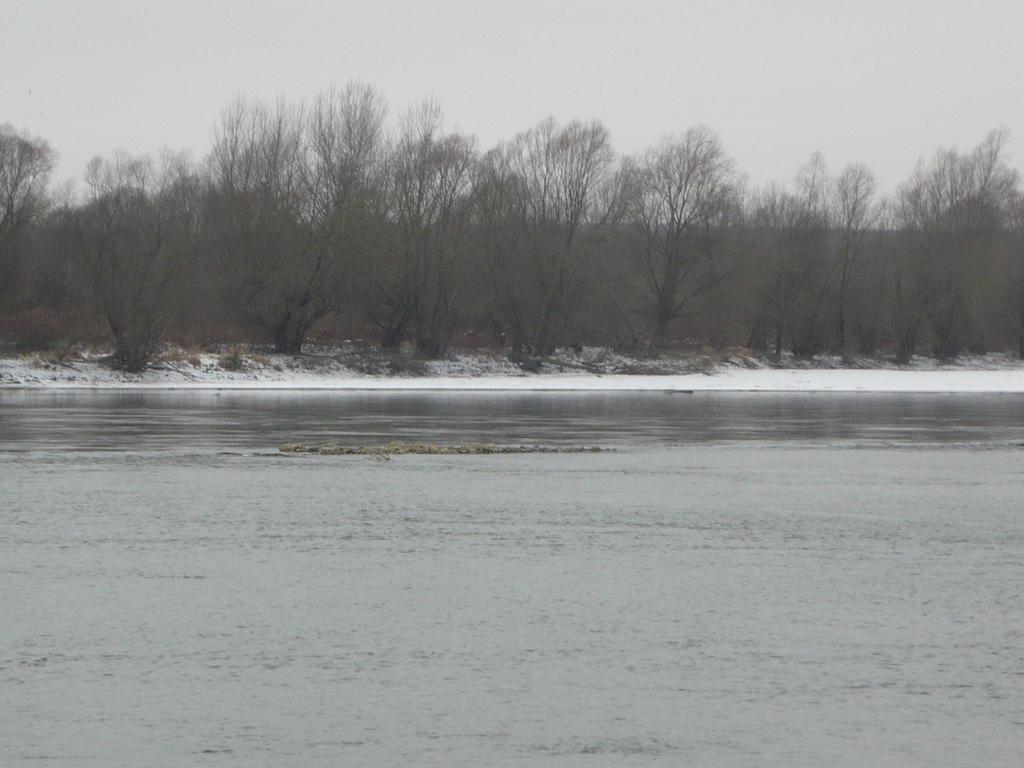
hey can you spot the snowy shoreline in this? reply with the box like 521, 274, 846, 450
4, 351, 1024, 393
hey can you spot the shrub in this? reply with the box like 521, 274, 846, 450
3, 308, 66, 351
218, 347, 245, 371
386, 355, 427, 376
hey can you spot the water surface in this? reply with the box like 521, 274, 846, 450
2, 392, 1023, 766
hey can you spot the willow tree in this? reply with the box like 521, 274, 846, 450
76, 151, 200, 370
745, 155, 833, 361
371, 101, 476, 356
209, 83, 387, 353
1011, 195, 1024, 358
477, 117, 625, 357
895, 130, 1019, 359
830, 163, 878, 360
627, 126, 735, 346
0, 125, 55, 305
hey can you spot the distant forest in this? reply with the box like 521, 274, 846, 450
2, 83, 1023, 370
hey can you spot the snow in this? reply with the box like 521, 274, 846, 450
3, 350, 1024, 392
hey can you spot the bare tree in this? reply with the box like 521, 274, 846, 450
829, 163, 878, 360
745, 155, 832, 361
209, 83, 387, 353
477, 117, 624, 357
626, 127, 735, 346
76, 151, 200, 370
790, 153, 835, 357
372, 101, 476, 356
6, 94, 1024, 363
0, 125, 55, 305
896, 130, 1019, 358
1009, 193, 1024, 358
745, 185, 801, 360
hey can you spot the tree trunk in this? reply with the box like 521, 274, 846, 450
1019, 303, 1024, 360
896, 331, 914, 365
415, 318, 456, 359
531, 320, 555, 358
380, 320, 406, 351
837, 307, 849, 363
415, 334, 445, 359
273, 317, 309, 355
746, 319, 767, 353
108, 318, 161, 372
650, 290, 675, 350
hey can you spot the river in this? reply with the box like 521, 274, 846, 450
2, 391, 1023, 766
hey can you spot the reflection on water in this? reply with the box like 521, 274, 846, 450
3, 390, 1024, 452
2, 392, 1024, 767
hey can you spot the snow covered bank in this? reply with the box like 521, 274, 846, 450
3, 351, 1024, 392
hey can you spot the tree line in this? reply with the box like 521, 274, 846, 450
2, 83, 1023, 370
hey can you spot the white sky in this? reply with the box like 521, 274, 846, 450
4, 0, 1022, 192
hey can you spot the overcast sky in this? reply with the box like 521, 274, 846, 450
4, 0, 1022, 192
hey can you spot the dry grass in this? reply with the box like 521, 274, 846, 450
156, 348, 204, 368
280, 441, 604, 456
218, 348, 245, 371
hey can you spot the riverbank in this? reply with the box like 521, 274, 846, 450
3, 348, 1024, 392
